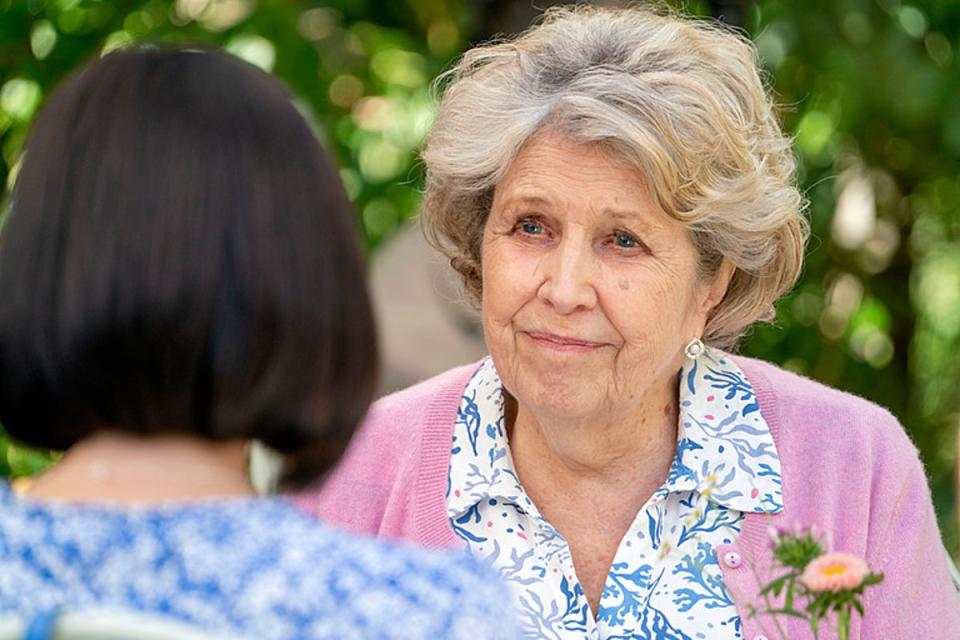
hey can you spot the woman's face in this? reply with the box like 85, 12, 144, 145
481, 132, 729, 423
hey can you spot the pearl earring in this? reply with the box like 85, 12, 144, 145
684, 337, 705, 359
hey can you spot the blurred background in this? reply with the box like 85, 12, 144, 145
0, 0, 958, 555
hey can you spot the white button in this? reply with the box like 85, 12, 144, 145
753, 635, 770, 640
723, 551, 743, 569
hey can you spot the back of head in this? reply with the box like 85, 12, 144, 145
0, 48, 377, 488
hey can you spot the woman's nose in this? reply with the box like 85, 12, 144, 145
536, 239, 598, 314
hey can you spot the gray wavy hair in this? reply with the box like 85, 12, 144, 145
420, 4, 808, 350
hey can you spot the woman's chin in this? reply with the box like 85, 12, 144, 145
492, 347, 613, 418
513, 372, 607, 421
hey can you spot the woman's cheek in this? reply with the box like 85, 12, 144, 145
483, 247, 532, 321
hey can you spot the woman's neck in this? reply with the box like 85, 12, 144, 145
507, 382, 679, 511
23, 431, 254, 503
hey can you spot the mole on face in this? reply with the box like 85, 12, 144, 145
618, 280, 630, 291
663, 403, 671, 416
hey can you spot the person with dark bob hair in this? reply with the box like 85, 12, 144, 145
0, 47, 517, 639
0, 46, 373, 490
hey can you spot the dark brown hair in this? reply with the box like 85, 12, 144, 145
0, 47, 377, 489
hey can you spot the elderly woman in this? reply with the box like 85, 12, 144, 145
306, 6, 960, 639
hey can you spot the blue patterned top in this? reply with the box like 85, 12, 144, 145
447, 348, 783, 639
0, 484, 518, 639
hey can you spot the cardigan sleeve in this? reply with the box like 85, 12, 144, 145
860, 455, 960, 638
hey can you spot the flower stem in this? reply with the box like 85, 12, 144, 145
837, 606, 850, 640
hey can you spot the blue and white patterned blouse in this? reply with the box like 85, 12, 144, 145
0, 484, 517, 640
447, 348, 783, 639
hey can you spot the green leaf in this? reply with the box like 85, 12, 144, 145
862, 572, 885, 586
763, 607, 809, 619
758, 573, 792, 597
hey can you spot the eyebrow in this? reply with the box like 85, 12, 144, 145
600, 208, 660, 235
496, 194, 660, 234
603, 207, 647, 222
496, 194, 552, 210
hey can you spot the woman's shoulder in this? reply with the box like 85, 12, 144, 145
733, 355, 921, 488
0, 496, 298, 624
0, 492, 515, 638
368, 360, 483, 425
251, 500, 520, 638
329, 360, 482, 473
260, 499, 483, 579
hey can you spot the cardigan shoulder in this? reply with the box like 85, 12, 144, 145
374, 360, 481, 412
362, 361, 481, 450
734, 355, 919, 472
734, 355, 927, 559
333, 361, 480, 469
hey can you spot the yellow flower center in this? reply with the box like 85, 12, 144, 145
821, 564, 848, 576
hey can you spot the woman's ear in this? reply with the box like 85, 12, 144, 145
701, 258, 736, 315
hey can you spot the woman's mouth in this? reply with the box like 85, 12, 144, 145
523, 331, 606, 353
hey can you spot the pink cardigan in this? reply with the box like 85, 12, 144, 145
299, 356, 960, 639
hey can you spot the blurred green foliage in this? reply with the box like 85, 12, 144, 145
0, 0, 468, 240
0, 0, 957, 553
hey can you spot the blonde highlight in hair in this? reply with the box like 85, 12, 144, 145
421, 4, 808, 349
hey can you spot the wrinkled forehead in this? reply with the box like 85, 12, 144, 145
492, 116, 679, 218
493, 127, 682, 226
495, 134, 664, 222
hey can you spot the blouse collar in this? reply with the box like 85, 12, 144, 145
447, 348, 783, 518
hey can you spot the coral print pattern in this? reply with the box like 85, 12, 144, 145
0, 488, 513, 640
447, 349, 783, 640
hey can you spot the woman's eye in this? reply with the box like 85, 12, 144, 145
613, 231, 640, 249
518, 220, 544, 235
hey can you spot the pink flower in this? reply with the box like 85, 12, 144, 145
801, 552, 870, 592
